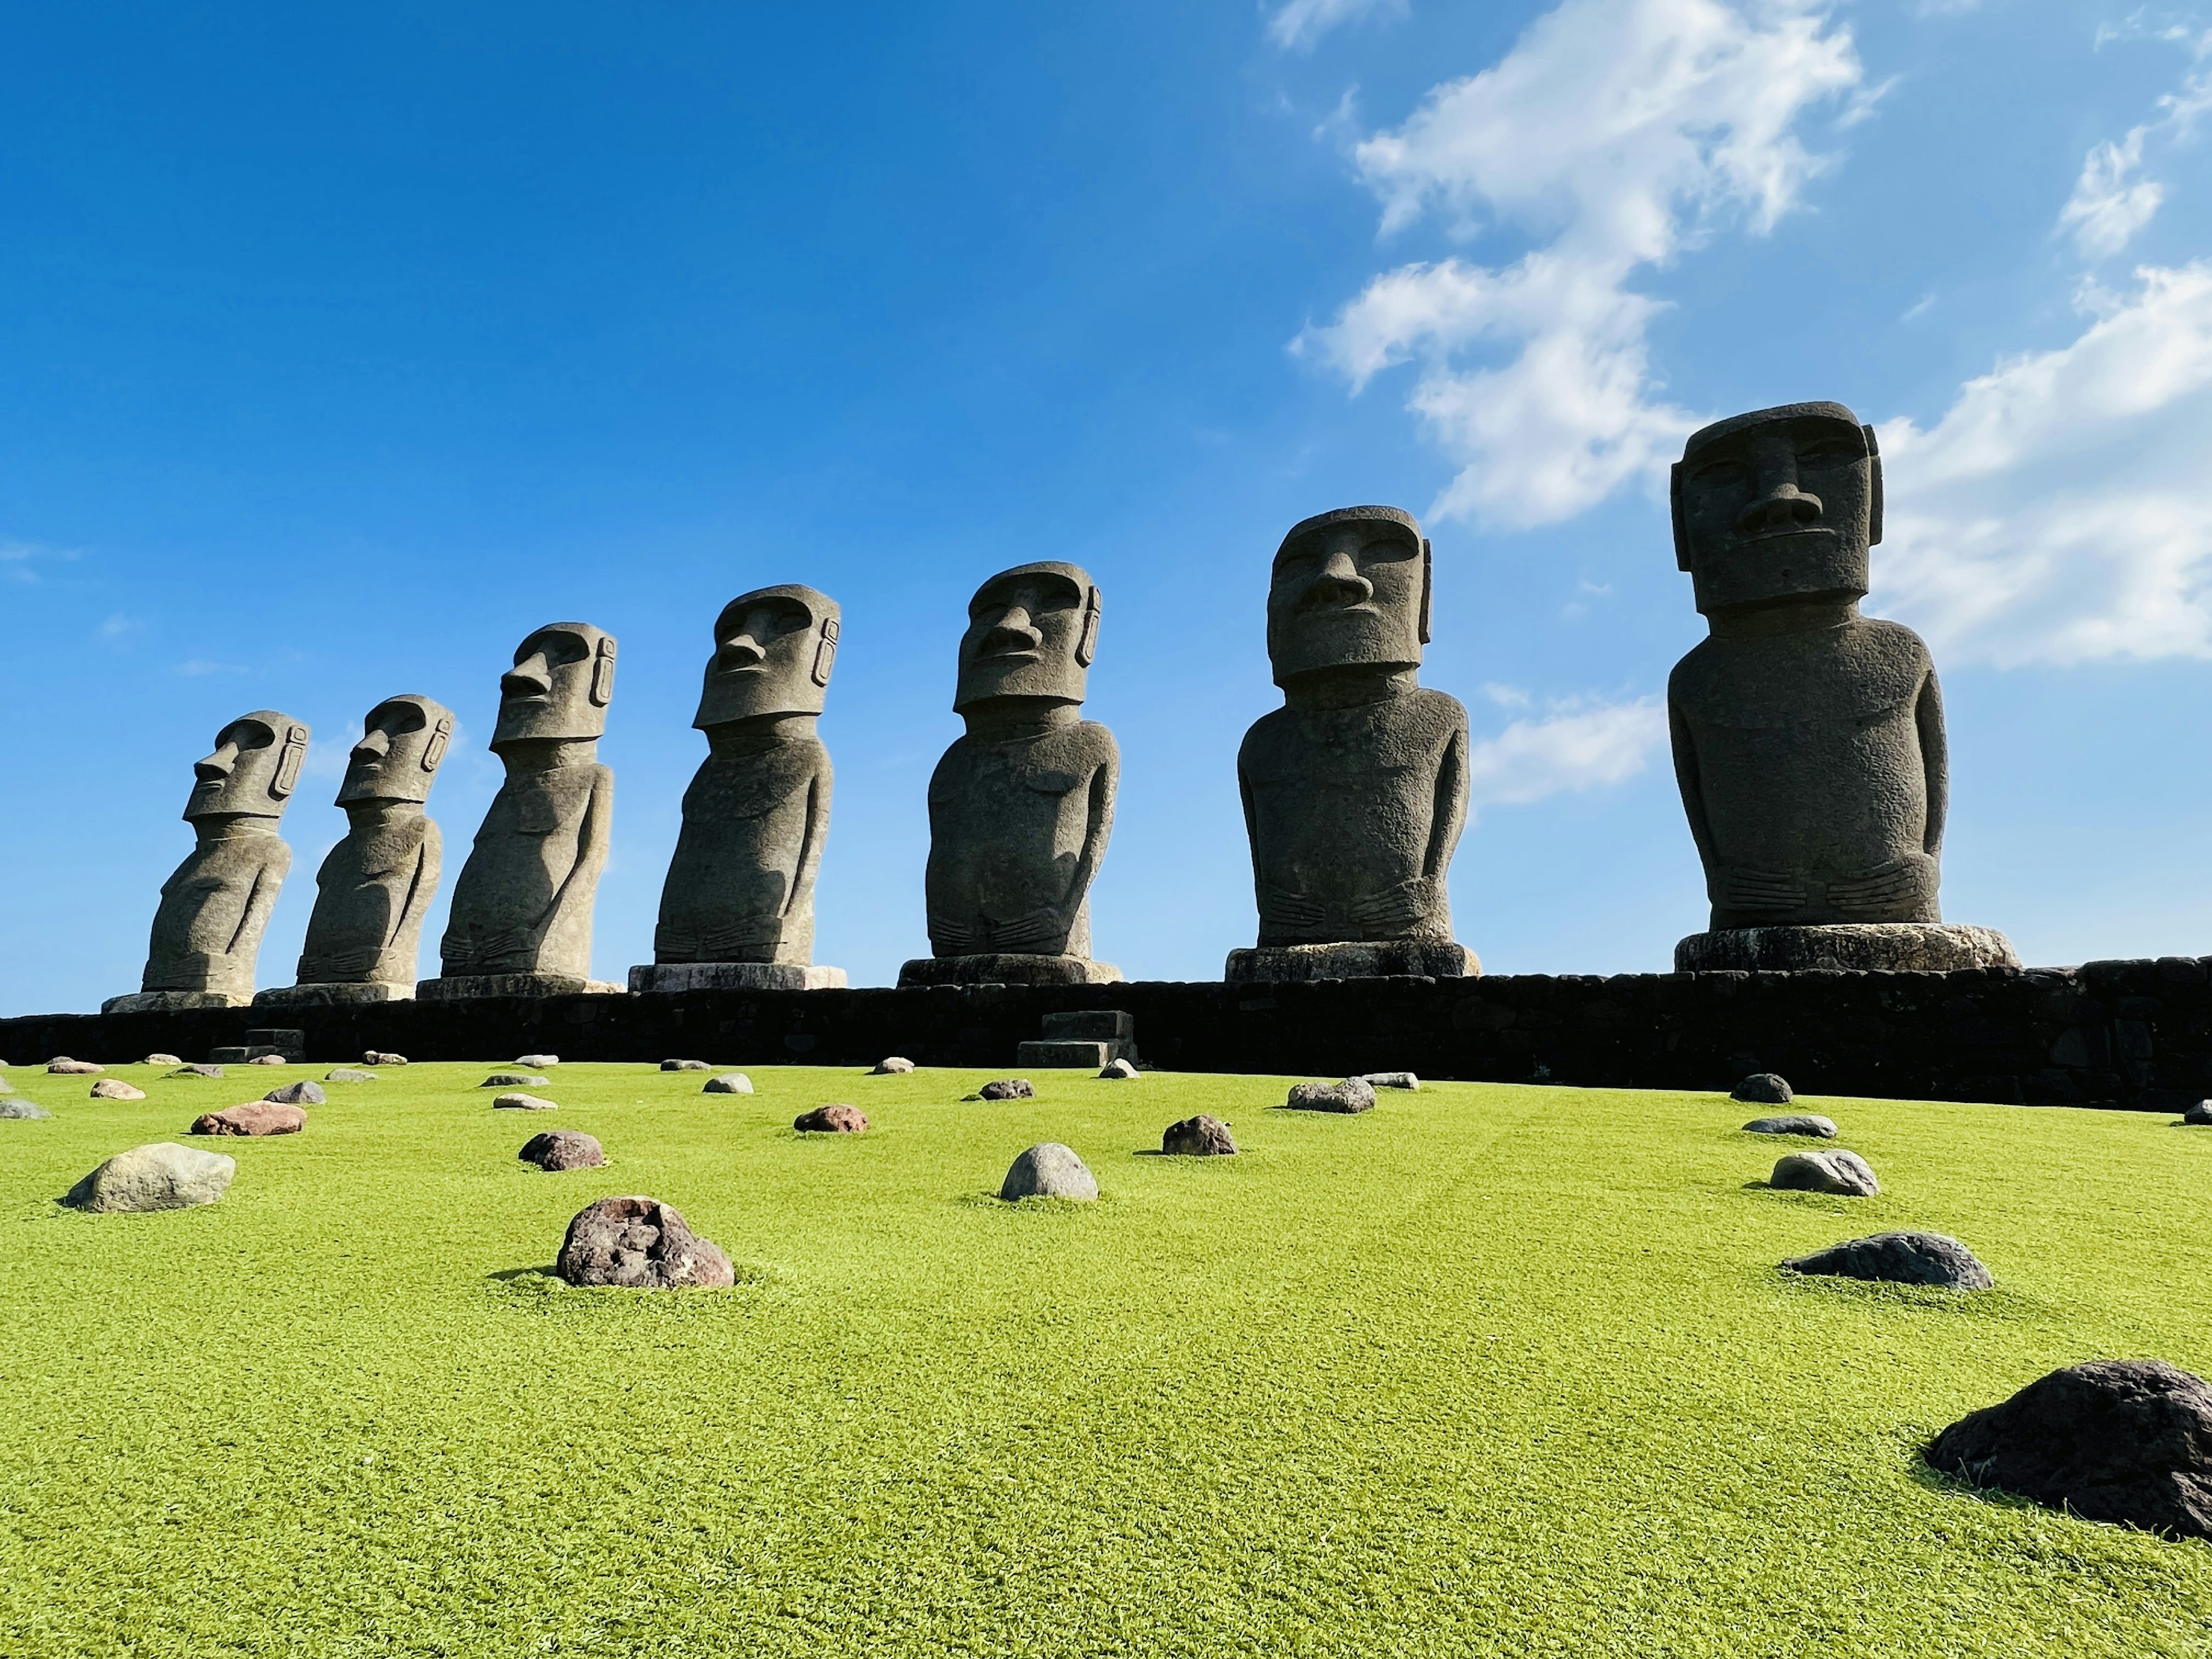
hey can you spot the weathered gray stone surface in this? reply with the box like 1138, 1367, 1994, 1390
516, 1054, 559, 1067
1228, 941, 1476, 983
1162, 1115, 1237, 1156
63, 1142, 236, 1210
494, 1092, 559, 1111
1678, 923, 2018, 972
1743, 1113, 1838, 1138
0, 1100, 52, 1119
191, 1102, 305, 1136
263, 1081, 324, 1105
363, 1051, 408, 1066
1666, 403, 2015, 972
105, 710, 308, 1014
978, 1078, 1034, 1101
660, 1059, 710, 1072
520, 1130, 604, 1171
1283, 1078, 1377, 1114
1927, 1359, 2212, 1539
169, 1064, 223, 1080
211, 1028, 302, 1065
325, 1068, 377, 1083
1000, 1142, 1098, 1201
419, 973, 622, 1001
556, 1196, 735, 1289
89, 1080, 146, 1100
631, 961, 848, 992
642, 586, 843, 990
872, 1056, 915, 1074
1099, 1058, 1139, 1080
1731, 1073, 1793, 1105
1017, 1039, 1113, 1068
142, 1053, 183, 1067
2183, 1100, 2212, 1126
1019, 1009, 1138, 1071
0, 1075, 13, 1093
795, 1103, 867, 1132
482, 1073, 550, 1088
1783, 1231, 1992, 1289
703, 1073, 753, 1094
901, 563, 1120, 988
1229, 507, 1474, 985
1359, 1071, 1421, 1090
1770, 1149, 1880, 1196
247, 1054, 285, 1066
47, 1059, 101, 1074
428, 623, 615, 995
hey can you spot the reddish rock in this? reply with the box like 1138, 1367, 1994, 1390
190, 1102, 307, 1137
519, 1131, 605, 1171
795, 1104, 868, 1133
556, 1196, 734, 1289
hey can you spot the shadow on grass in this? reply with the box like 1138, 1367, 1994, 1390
1771, 1271, 2046, 1321
1906, 1450, 2053, 1517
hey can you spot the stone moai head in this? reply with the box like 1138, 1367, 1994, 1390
953, 561, 1101, 713
490, 622, 616, 752
1671, 401, 1884, 618
184, 710, 309, 822
1266, 505, 1431, 688
694, 585, 840, 728
337, 694, 454, 805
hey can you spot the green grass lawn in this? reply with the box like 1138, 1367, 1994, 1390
2, 1059, 2209, 1657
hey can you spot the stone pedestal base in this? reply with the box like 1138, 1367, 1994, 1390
628, 962, 849, 994
252, 982, 412, 1008
415, 974, 626, 1001
1674, 923, 2020, 973
1224, 941, 1480, 983
896, 955, 1124, 988
101, 990, 247, 1014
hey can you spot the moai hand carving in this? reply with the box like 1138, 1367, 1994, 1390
105, 710, 309, 1012
1666, 402, 2016, 971
1226, 506, 1476, 983
259, 695, 452, 1005
897, 562, 1122, 987
423, 623, 617, 998
630, 585, 848, 993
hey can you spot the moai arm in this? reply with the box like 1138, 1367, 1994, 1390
540, 769, 613, 945
1917, 667, 1949, 858
1424, 713, 1469, 884
785, 753, 832, 922
388, 827, 440, 949
1066, 735, 1118, 925
226, 843, 291, 957
1668, 691, 1718, 878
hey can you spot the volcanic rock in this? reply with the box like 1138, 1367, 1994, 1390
872, 1056, 915, 1074
142, 1053, 183, 1067
1783, 1231, 1993, 1289
1, 1100, 53, 1120
519, 1130, 604, 1171
1000, 1142, 1098, 1201
191, 1103, 306, 1137
979, 1078, 1035, 1101
794, 1104, 867, 1133
494, 1092, 558, 1111
168, 1065, 224, 1080
1743, 1114, 1839, 1138
249, 1054, 285, 1066
516, 1054, 560, 1067
481, 1073, 550, 1088
1162, 1115, 1237, 1156
1358, 1071, 1421, 1090
263, 1081, 325, 1106
556, 1196, 735, 1289
363, 1051, 408, 1066
1770, 1149, 1880, 1196
1283, 1078, 1377, 1114
703, 1073, 754, 1094
1732, 1073, 1794, 1105
1099, 1058, 1139, 1080
90, 1080, 147, 1101
63, 1142, 235, 1211
2184, 1100, 2212, 1126
660, 1059, 711, 1071
325, 1068, 377, 1083
47, 1058, 102, 1075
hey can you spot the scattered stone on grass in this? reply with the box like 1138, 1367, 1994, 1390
191, 1103, 306, 1137
263, 1081, 325, 1105
660, 1059, 710, 1072
89, 1080, 146, 1101
515, 1054, 560, 1067
169, 1065, 224, 1080
1770, 1149, 1880, 1196
481, 1073, 550, 1088
556, 1196, 736, 1289
703, 1073, 753, 1094
63, 1142, 235, 1211
0, 1075, 12, 1094
1162, 1115, 1237, 1156
1, 1100, 54, 1119
249, 1054, 285, 1066
1927, 1359, 2212, 1540
520, 1130, 604, 1172
364, 1051, 408, 1066
1783, 1232, 1993, 1289
1283, 1078, 1377, 1114
1099, 1058, 1139, 1080
1358, 1071, 1421, 1090
2184, 1100, 2212, 1126
325, 1068, 376, 1083
1731, 1073, 1793, 1105
978, 1078, 1034, 1101
1743, 1113, 1839, 1138
142, 1053, 183, 1067
1000, 1142, 1098, 1202
47, 1058, 102, 1075
871, 1056, 915, 1074
494, 1092, 558, 1112
795, 1104, 868, 1133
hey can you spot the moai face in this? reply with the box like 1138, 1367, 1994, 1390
1672, 402, 1883, 618
694, 585, 840, 728
1266, 506, 1430, 687
337, 695, 454, 805
184, 710, 309, 821
953, 562, 1100, 713
491, 622, 616, 750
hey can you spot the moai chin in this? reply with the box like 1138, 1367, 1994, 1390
255, 695, 453, 1007
630, 585, 849, 994
896, 560, 1123, 987
1224, 505, 1478, 983
1667, 401, 2016, 971
103, 710, 310, 1013
419, 623, 619, 1000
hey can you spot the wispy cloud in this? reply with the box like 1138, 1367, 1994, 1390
1295, 0, 1862, 529
0, 539, 78, 584
2058, 21, 2212, 260
1465, 695, 1668, 813
1267, 0, 1408, 53
175, 660, 249, 677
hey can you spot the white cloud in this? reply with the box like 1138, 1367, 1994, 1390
1297, 0, 1861, 528
1465, 696, 1668, 812
1267, 0, 1407, 53
2059, 130, 2164, 260
175, 660, 249, 677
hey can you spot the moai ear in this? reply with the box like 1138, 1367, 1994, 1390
422, 714, 453, 772
1418, 539, 1433, 646
590, 637, 617, 707
1863, 423, 1884, 547
272, 724, 309, 800
1075, 586, 1102, 668
810, 616, 839, 688
1671, 462, 1690, 571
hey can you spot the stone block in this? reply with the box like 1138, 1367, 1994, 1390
1016, 1039, 1111, 1069
1226, 941, 1478, 983
628, 962, 848, 993
898, 955, 1124, 987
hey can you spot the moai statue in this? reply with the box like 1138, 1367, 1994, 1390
896, 562, 1122, 986
103, 710, 310, 1013
255, 695, 453, 1006
1225, 505, 1477, 983
630, 585, 847, 993
418, 623, 619, 999
1667, 401, 2016, 971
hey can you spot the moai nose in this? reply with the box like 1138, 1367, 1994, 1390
193, 743, 240, 783
1302, 547, 1374, 608
718, 634, 768, 671
982, 607, 1043, 653
351, 729, 393, 764
501, 653, 554, 699
1735, 483, 1824, 534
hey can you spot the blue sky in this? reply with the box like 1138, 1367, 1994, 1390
7, 0, 2212, 1013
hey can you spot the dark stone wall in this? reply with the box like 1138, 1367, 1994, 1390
6, 960, 2210, 1109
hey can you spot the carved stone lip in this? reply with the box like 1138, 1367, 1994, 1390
975, 647, 1042, 663
1729, 525, 1837, 552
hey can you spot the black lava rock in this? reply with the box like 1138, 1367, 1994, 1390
1731, 1072, 1793, 1105
1783, 1231, 1992, 1290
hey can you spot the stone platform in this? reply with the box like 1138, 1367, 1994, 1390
416, 974, 625, 1001
1225, 941, 1479, 982
1675, 924, 2018, 974
252, 982, 414, 1007
896, 955, 1123, 987
629, 963, 849, 994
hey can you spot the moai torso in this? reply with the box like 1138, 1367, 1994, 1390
1240, 685, 1468, 944
440, 754, 612, 978
145, 825, 293, 997
296, 806, 442, 985
926, 718, 1118, 956
656, 733, 831, 964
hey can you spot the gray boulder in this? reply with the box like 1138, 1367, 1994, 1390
48, 1058, 102, 1075
1771, 1149, 1880, 1196
1743, 1113, 1839, 1138
1784, 1232, 1991, 1289
1162, 1115, 1237, 1156
363, 1051, 408, 1066
248, 1054, 286, 1066
556, 1196, 735, 1289
494, 1092, 559, 1111
482, 1073, 550, 1088
1357, 1071, 1421, 1090
520, 1130, 604, 1171
90, 1079, 147, 1101
2184, 1101, 2212, 1126
168, 1064, 224, 1080
1732, 1073, 1793, 1105
142, 1052, 184, 1067
795, 1104, 868, 1133
703, 1073, 754, 1094
325, 1068, 377, 1083
264, 1080, 325, 1105
1099, 1058, 1139, 1080
63, 1142, 236, 1212
979, 1078, 1035, 1101
872, 1056, 915, 1074
1, 1100, 53, 1120
1000, 1142, 1098, 1201
660, 1058, 711, 1071
1283, 1078, 1377, 1114
516, 1054, 560, 1067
